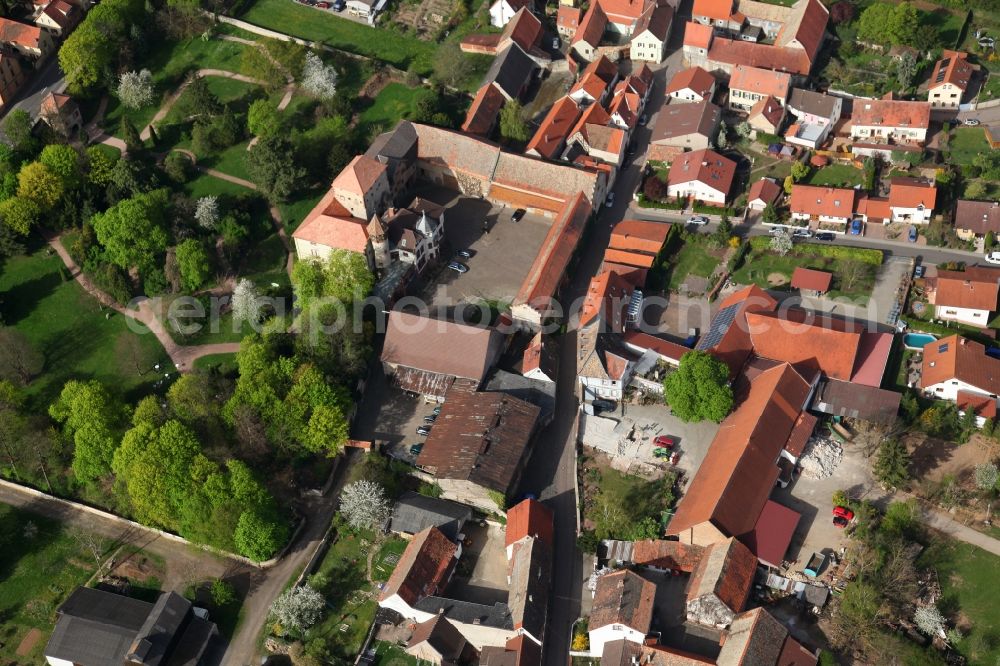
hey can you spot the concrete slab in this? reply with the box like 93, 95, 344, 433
445, 522, 509, 607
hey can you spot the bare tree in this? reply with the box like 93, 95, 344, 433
0, 326, 44, 384
839, 259, 868, 292
69, 526, 107, 577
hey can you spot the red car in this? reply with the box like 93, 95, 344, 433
832, 506, 855, 521
653, 435, 678, 448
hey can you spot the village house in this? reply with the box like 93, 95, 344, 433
557, 5, 582, 38
570, 0, 674, 64
526, 96, 581, 159
747, 177, 782, 212
953, 200, 1000, 243
747, 95, 785, 136
920, 335, 1000, 404
927, 50, 975, 109
379, 526, 462, 621
886, 176, 936, 224
368, 198, 445, 276
33, 0, 80, 36
520, 332, 558, 382
0, 51, 25, 109
666, 66, 717, 103
37, 90, 80, 135
480, 635, 541, 665
563, 104, 628, 166
790, 266, 832, 295
629, 1, 674, 63
727, 65, 791, 112
390, 491, 474, 541
0, 17, 54, 60
603, 218, 672, 284
789, 184, 856, 226
649, 100, 721, 151
588, 570, 657, 655
685, 538, 757, 629
461, 8, 545, 56
716, 608, 816, 666
463, 43, 540, 137
784, 87, 841, 149
405, 615, 478, 665
666, 148, 737, 205
569, 55, 620, 107
488, 0, 531, 27
849, 97, 931, 145
505, 499, 553, 646
926, 266, 1000, 327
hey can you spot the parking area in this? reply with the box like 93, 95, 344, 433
444, 522, 509, 606
579, 404, 719, 485
411, 188, 554, 310
351, 369, 435, 464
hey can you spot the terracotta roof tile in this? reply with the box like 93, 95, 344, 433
380, 527, 457, 605
693, 0, 733, 21
666, 66, 716, 98
730, 65, 792, 101
790, 267, 832, 292
0, 17, 45, 49
957, 391, 998, 420
527, 97, 582, 159
748, 178, 782, 206
588, 570, 656, 633
737, 499, 799, 568
580, 269, 633, 329
623, 331, 690, 363
667, 148, 736, 198
708, 37, 813, 76
557, 5, 582, 31
506, 499, 554, 548
888, 177, 937, 210
667, 362, 809, 540
789, 184, 856, 219
921, 335, 1000, 395
929, 50, 975, 92
749, 94, 785, 130
932, 267, 1000, 311
777, 0, 828, 62
777, 635, 818, 666
331, 154, 387, 198
292, 188, 368, 253
683, 21, 714, 49
462, 83, 507, 136
747, 309, 862, 381
687, 537, 756, 613
783, 412, 817, 457
633, 1, 673, 40
500, 7, 543, 50
573, 1, 607, 47
632, 539, 704, 572
604, 247, 655, 268
697, 284, 778, 377
599, 0, 656, 24
856, 196, 891, 221
610, 219, 671, 254
852, 98, 930, 130
717, 608, 788, 666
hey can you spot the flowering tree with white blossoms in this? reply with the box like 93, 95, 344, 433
268, 585, 325, 634
301, 52, 338, 100
914, 604, 947, 639
232, 278, 261, 325
194, 195, 219, 230
117, 69, 155, 110
340, 479, 390, 532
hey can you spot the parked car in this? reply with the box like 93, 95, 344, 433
592, 398, 617, 413
315, 2, 329, 7
833, 506, 855, 521
688, 215, 709, 226
416, 425, 432, 436
769, 225, 788, 235
511, 208, 526, 222
914, 264, 926, 278
850, 218, 863, 235
551, 36, 560, 49
804, 552, 826, 577
432, 405, 442, 415
447, 261, 469, 273
833, 516, 850, 528
455, 249, 472, 259
908, 226, 918, 242
964, 118, 981, 126
605, 192, 616, 208
639, 113, 648, 126
409, 443, 424, 455
423, 414, 437, 423
986, 251, 1000, 265
793, 228, 813, 238
653, 435, 678, 448
815, 232, 836, 241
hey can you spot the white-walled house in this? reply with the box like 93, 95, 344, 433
665, 66, 716, 103
666, 148, 736, 205
928, 51, 974, 109
588, 570, 656, 655
921, 335, 1000, 402
928, 267, 1000, 327
850, 99, 931, 145
887, 177, 936, 224
785, 88, 842, 149
789, 184, 856, 225
489, 0, 531, 27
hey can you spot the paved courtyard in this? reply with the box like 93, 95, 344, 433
351, 369, 434, 463
411, 188, 553, 311
444, 522, 509, 606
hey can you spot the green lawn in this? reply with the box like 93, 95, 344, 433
949, 127, 990, 167
240, 0, 437, 74
357, 83, 432, 136
804, 163, 865, 188
0, 245, 168, 410
192, 353, 239, 375
370, 641, 419, 665
279, 188, 326, 233
199, 140, 254, 182
730, 248, 875, 303
183, 172, 255, 199
919, 538, 1000, 665
0, 505, 104, 663
666, 236, 721, 292
581, 458, 677, 540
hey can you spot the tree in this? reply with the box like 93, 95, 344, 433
163, 151, 192, 183
269, 585, 325, 634
86, 145, 119, 186
232, 278, 262, 324
49, 380, 126, 484
182, 76, 222, 117
117, 69, 155, 110
245, 136, 305, 201
340, 479, 391, 532
499, 100, 529, 143
790, 161, 810, 183
783, 175, 794, 194
857, 3, 897, 44
770, 233, 793, 256
194, 195, 220, 230
432, 43, 473, 88
762, 202, 780, 225
0, 196, 39, 235
17, 162, 63, 211
300, 52, 339, 100
643, 176, 669, 202
40, 145, 82, 190
966, 180, 989, 200
175, 239, 211, 292
986, 231, 996, 250
716, 123, 729, 149
735, 121, 751, 139
663, 350, 734, 423
829, 1, 854, 24
975, 462, 998, 491
211, 579, 236, 607
3, 110, 36, 155
914, 605, 946, 639
121, 116, 143, 153
897, 51, 918, 89
91, 189, 170, 273
291, 251, 374, 308
247, 99, 281, 138
891, 2, 920, 46
0, 327, 43, 384
873, 438, 910, 489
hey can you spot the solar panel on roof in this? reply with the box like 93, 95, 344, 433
935, 59, 951, 84
939, 343, 949, 353
696, 301, 740, 350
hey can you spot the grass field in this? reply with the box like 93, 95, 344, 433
357, 83, 432, 136
192, 353, 239, 375
0, 244, 168, 410
183, 171, 256, 199
920, 538, 1000, 665
369, 641, 419, 665
804, 163, 865, 188
666, 235, 721, 292
731, 249, 875, 303
949, 127, 990, 168
240, 0, 437, 74
0, 505, 103, 663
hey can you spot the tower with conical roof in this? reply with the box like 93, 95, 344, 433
368, 213, 390, 274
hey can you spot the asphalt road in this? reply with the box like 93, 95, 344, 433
0, 56, 66, 126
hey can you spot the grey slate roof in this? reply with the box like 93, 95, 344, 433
413, 597, 515, 629
45, 587, 152, 666
390, 491, 474, 540
129, 592, 192, 665
482, 369, 557, 425
507, 537, 551, 640
366, 120, 418, 164
485, 43, 538, 100
787, 88, 840, 119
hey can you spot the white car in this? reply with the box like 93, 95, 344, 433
769, 226, 788, 235
986, 252, 1000, 265
688, 215, 709, 226
793, 228, 814, 238
964, 118, 981, 126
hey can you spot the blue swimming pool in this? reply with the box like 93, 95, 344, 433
903, 333, 937, 350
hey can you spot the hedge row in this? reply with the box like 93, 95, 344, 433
748, 236, 883, 265
637, 194, 686, 210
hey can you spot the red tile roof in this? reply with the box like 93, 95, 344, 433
588, 570, 657, 633
790, 267, 832, 293
505, 499, 554, 548
692, 0, 733, 21
580, 269, 633, 329
631, 539, 704, 572
748, 178, 782, 206
683, 21, 714, 50
666, 66, 716, 99
789, 184, 856, 219
667, 362, 810, 540
526, 96, 581, 159
921, 335, 1000, 394
623, 331, 690, 364
573, 1, 607, 47
958, 391, 998, 420
777, 635, 818, 666
667, 148, 736, 198
783, 412, 817, 458
501, 7, 543, 51
737, 499, 799, 568
708, 37, 813, 76
604, 247, 655, 268
856, 196, 891, 221
850, 331, 893, 388
514, 192, 592, 310
600, 0, 655, 24
730, 65, 792, 101
610, 219, 671, 254
888, 177, 937, 210
0, 17, 45, 50
700, 284, 778, 377
686, 537, 756, 613
462, 83, 507, 137
781, 0, 828, 62
747, 309, 862, 381
292, 188, 368, 253
557, 5, 582, 32
852, 98, 931, 130
749, 94, 785, 130
380, 527, 457, 605
332, 154, 387, 198
929, 50, 974, 92
932, 267, 1000, 311
602, 262, 648, 289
